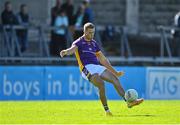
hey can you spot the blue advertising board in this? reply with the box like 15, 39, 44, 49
0, 66, 179, 100
146, 67, 180, 99
0, 66, 44, 100
44, 66, 98, 100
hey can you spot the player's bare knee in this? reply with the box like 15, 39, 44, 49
90, 74, 98, 81
95, 76, 104, 87
96, 80, 104, 90
90, 74, 104, 87
111, 75, 119, 85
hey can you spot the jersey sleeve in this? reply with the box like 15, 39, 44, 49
72, 38, 81, 47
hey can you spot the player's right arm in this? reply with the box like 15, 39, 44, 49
96, 51, 124, 77
60, 44, 77, 57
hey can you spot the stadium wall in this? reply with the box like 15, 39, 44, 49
0, 66, 179, 100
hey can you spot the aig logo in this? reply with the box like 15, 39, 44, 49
146, 68, 180, 99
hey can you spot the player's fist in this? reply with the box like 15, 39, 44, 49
60, 50, 67, 57
116, 71, 124, 77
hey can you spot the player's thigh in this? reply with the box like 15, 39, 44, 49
90, 73, 104, 88
100, 69, 119, 84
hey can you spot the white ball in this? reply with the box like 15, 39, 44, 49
125, 89, 138, 102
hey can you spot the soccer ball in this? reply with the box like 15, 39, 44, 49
125, 89, 138, 102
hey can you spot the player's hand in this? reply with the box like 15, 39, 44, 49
60, 50, 67, 57
115, 71, 124, 77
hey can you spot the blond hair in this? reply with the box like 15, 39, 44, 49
83, 22, 95, 32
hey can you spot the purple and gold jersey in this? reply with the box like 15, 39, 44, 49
73, 36, 101, 71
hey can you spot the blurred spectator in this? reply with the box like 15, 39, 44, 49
1, 1, 18, 56
16, 4, 29, 53
74, 4, 85, 39
61, 0, 75, 40
62, 0, 75, 37
50, 0, 62, 56
82, 0, 94, 25
172, 11, 180, 57
75, 4, 85, 28
174, 12, 180, 27
51, 9, 68, 56
1, 1, 17, 25
51, 0, 62, 26
61, 0, 75, 26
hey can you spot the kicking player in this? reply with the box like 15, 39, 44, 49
60, 22, 144, 116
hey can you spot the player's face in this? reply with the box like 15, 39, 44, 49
85, 28, 95, 41
22, 6, 28, 14
6, 4, 12, 11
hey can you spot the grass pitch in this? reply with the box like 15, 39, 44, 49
0, 100, 180, 124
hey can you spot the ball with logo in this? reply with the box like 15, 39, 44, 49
125, 89, 138, 102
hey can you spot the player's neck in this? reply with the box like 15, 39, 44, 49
83, 35, 91, 42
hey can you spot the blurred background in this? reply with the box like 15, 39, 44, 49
0, 0, 180, 100
1, 0, 180, 65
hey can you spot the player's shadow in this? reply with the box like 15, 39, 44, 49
114, 114, 156, 117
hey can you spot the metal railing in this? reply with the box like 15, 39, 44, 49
0, 25, 51, 57
157, 25, 180, 64
0, 24, 180, 65
0, 25, 105, 57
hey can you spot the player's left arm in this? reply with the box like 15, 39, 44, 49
96, 51, 124, 77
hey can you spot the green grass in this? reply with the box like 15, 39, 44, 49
0, 100, 180, 124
